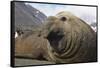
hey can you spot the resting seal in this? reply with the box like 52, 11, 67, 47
15, 33, 53, 61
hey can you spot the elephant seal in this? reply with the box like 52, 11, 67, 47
39, 11, 97, 63
15, 33, 52, 61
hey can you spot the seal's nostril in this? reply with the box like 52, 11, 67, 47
60, 17, 67, 21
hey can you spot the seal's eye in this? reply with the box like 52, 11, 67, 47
60, 17, 67, 21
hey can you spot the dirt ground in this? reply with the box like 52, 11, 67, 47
15, 58, 55, 66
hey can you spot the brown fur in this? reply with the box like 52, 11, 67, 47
15, 34, 52, 61
39, 11, 97, 63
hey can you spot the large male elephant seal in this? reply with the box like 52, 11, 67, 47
39, 11, 97, 63
15, 11, 97, 64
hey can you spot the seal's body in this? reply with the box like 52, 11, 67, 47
15, 34, 51, 61
40, 11, 97, 63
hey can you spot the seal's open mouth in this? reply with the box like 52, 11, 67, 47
46, 31, 64, 52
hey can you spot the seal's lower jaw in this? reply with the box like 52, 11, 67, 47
46, 31, 64, 52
